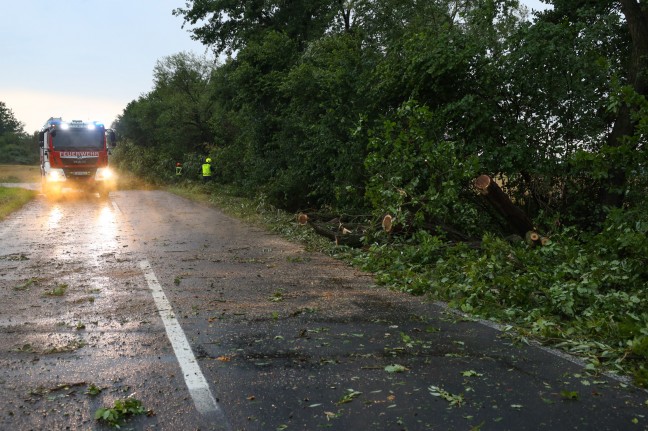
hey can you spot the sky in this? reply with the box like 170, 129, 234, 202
0, 0, 207, 133
1, 0, 551, 134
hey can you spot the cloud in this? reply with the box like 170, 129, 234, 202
1, 89, 126, 133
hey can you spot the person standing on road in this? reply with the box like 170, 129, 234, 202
201, 157, 214, 182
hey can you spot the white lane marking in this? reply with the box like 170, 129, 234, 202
139, 260, 221, 415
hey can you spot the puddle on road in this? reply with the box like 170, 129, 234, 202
91, 204, 119, 254
47, 205, 63, 228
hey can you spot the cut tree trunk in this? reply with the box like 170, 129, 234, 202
474, 175, 535, 237
525, 230, 540, 246
382, 214, 393, 233
309, 222, 364, 247
298, 212, 368, 248
297, 213, 309, 225
380, 214, 470, 242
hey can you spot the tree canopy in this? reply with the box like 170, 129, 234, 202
0, 101, 36, 165
0, 101, 24, 136
114, 0, 647, 232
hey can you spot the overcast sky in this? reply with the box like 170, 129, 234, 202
1, 0, 550, 133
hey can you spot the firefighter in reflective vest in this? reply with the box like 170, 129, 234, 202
201, 157, 214, 182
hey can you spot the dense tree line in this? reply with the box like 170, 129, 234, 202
113, 0, 647, 239
0, 102, 37, 165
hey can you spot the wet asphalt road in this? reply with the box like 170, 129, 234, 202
0, 189, 646, 431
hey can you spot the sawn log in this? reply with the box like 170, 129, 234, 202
474, 175, 535, 237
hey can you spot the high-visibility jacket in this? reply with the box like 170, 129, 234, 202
202, 163, 213, 177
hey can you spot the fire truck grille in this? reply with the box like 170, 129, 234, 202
63, 168, 97, 180
62, 157, 99, 165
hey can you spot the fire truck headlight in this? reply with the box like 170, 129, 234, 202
95, 167, 114, 181
47, 169, 66, 182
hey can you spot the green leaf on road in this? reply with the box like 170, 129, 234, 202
560, 390, 579, 400
385, 364, 408, 373
428, 385, 464, 407
336, 389, 362, 405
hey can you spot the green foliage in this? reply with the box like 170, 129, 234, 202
114, 0, 648, 386
111, 140, 194, 185
46, 283, 68, 297
172, 175, 648, 385
560, 390, 579, 401
0, 187, 36, 221
0, 101, 37, 164
173, 0, 340, 54
275, 32, 371, 210
0, 101, 24, 135
85, 384, 102, 396
364, 101, 480, 236
428, 385, 464, 407
0, 135, 38, 164
117, 0, 632, 220
336, 388, 362, 405
118, 0, 645, 224
351, 215, 648, 384
384, 364, 408, 373
94, 397, 147, 428
114, 52, 216, 157
215, 30, 300, 204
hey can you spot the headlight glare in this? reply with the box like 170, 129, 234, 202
95, 167, 114, 181
47, 169, 66, 182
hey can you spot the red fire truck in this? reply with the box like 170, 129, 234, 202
39, 117, 117, 197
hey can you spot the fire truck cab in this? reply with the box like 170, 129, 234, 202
39, 117, 117, 197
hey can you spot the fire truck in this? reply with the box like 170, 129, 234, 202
39, 117, 117, 197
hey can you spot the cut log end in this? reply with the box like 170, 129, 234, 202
382, 214, 393, 233
297, 213, 308, 225
474, 174, 492, 193
540, 236, 551, 246
525, 231, 540, 245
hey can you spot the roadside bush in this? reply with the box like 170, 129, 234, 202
364, 101, 482, 238
0, 134, 37, 164
111, 140, 185, 185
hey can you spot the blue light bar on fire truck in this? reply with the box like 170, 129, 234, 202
55, 120, 104, 130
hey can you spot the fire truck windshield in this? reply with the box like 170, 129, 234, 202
52, 128, 103, 150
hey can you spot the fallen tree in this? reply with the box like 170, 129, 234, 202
298, 174, 550, 247
474, 174, 547, 245
296, 212, 371, 247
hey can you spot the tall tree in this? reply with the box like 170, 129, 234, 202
151, 52, 217, 152
0, 101, 24, 135
115, 53, 217, 156
0, 101, 37, 164
173, 0, 341, 54
541, 0, 648, 208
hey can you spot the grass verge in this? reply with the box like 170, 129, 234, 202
0, 187, 36, 221
0, 165, 40, 183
